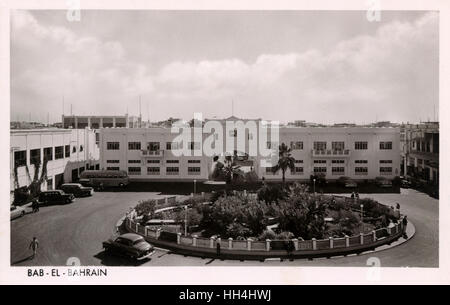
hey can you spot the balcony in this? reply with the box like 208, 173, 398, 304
312, 149, 351, 158
141, 150, 164, 158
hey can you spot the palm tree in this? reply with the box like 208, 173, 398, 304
272, 143, 296, 185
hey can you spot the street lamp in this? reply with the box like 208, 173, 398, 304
313, 178, 316, 195
184, 205, 188, 236
193, 179, 197, 195
360, 203, 364, 232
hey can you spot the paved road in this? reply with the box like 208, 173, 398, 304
10, 189, 438, 267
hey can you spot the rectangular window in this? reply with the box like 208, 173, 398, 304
95, 133, 100, 145
147, 167, 160, 175
14, 150, 27, 167
128, 167, 141, 175
167, 160, 179, 164
265, 167, 274, 174
55, 146, 64, 160
128, 142, 141, 150
147, 160, 160, 164
355, 141, 368, 150
188, 142, 201, 150
128, 160, 141, 164
332, 160, 345, 164
294, 167, 304, 175
332, 142, 345, 151
30, 149, 41, 164
355, 167, 368, 175
166, 167, 179, 175
166, 142, 182, 150
313, 142, 327, 151
332, 167, 345, 175
188, 160, 201, 164
380, 141, 393, 150
355, 160, 368, 164
188, 167, 201, 175
107, 167, 120, 171
380, 167, 393, 175
107, 160, 120, 163
295, 160, 303, 164
314, 167, 327, 173
107, 142, 120, 150
44, 147, 53, 162
65, 145, 70, 158
314, 160, 327, 164
290, 141, 303, 150
147, 142, 160, 151
380, 160, 393, 164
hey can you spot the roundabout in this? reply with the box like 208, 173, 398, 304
10, 188, 436, 267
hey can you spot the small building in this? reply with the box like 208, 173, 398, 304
402, 122, 439, 184
10, 128, 100, 197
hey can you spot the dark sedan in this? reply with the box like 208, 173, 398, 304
60, 183, 94, 197
38, 190, 75, 205
102, 233, 155, 261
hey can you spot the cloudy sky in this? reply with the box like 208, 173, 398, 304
10, 10, 438, 124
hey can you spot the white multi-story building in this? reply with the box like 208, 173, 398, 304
10, 128, 100, 194
99, 117, 400, 182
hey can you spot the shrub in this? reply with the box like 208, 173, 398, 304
257, 184, 286, 203
277, 231, 294, 240
135, 199, 157, 224
226, 222, 252, 239
258, 230, 277, 240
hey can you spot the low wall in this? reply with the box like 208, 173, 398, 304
124, 217, 406, 260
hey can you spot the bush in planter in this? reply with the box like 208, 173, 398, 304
276, 231, 295, 240
226, 222, 252, 239
336, 210, 360, 236
135, 199, 157, 224
257, 184, 286, 204
258, 230, 277, 241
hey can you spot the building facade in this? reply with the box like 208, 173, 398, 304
99, 118, 400, 182
10, 129, 100, 195
62, 115, 137, 129
402, 122, 439, 184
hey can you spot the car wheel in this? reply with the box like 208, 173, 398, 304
66, 198, 72, 204
119, 183, 124, 188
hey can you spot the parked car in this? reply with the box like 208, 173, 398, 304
337, 176, 358, 188
103, 233, 155, 261
375, 176, 393, 188
10, 205, 26, 220
60, 183, 94, 197
38, 190, 75, 205
400, 178, 412, 188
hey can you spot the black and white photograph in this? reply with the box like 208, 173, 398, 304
1, 0, 448, 287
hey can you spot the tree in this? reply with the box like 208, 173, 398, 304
272, 143, 296, 184
275, 183, 328, 239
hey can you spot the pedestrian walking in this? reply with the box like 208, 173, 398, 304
396, 202, 401, 211
402, 216, 408, 236
351, 192, 355, 199
29, 237, 39, 259
31, 199, 39, 213
355, 192, 359, 200
216, 240, 221, 257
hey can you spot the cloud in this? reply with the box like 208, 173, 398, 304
11, 11, 438, 123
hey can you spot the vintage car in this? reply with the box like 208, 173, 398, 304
102, 233, 155, 261
375, 176, 393, 188
10, 205, 27, 220
337, 176, 358, 188
59, 183, 94, 197
38, 190, 75, 205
